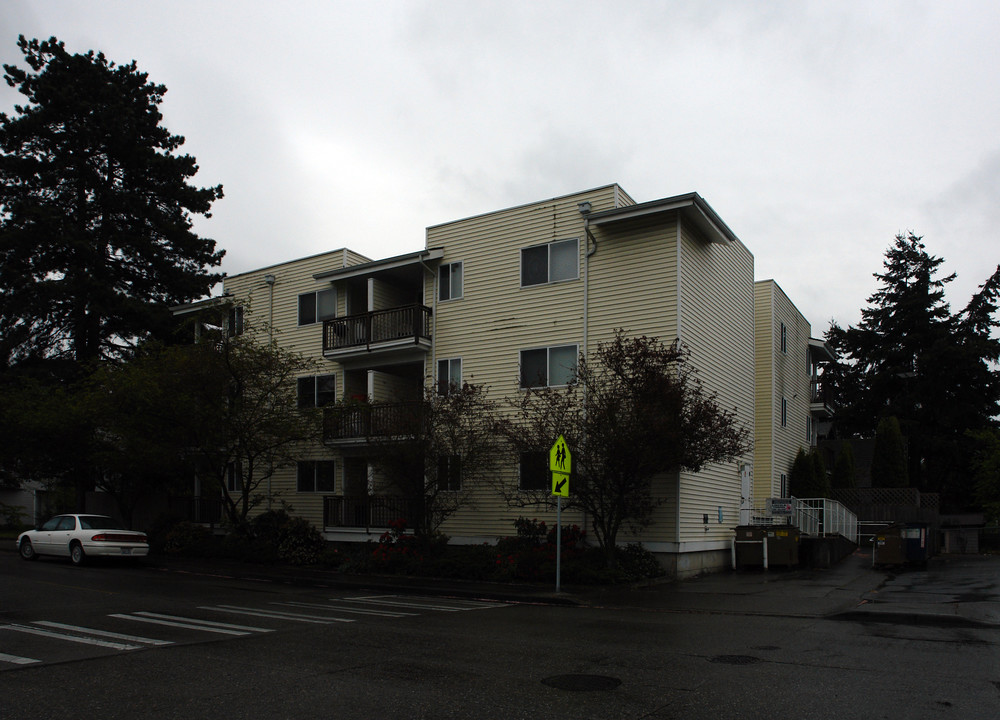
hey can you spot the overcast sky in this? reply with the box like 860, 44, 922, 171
4, 1, 999, 334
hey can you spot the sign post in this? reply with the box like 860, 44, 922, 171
549, 435, 571, 592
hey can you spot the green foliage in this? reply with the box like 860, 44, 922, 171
826, 233, 1000, 508
0, 35, 223, 366
0, 501, 26, 530
969, 428, 1000, 524
788, 449, 815, 497
871, 416, 908, 488
500, 331, 750, 567
832, 442, 857, 489
163, 521, 215, 556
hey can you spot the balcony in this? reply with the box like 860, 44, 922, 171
323, 495, 421, 531
323, 305, 432, 363
323, 401, 426, 442
810, 379, 836, 418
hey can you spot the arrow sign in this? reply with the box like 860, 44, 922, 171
552, 473, 569, 497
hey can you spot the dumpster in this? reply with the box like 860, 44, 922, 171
873, 524, 906, 567
902, 523, 929, 566
734, 525, 766, 568
767, 526, 800, 566
733, 525, 799, 568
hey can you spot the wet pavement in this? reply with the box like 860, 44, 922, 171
139, 547, 1000, 629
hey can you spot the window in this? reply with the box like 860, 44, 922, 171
298, 374, 337, 408
521, 238, 578, 287
228, 305, 244, 336
518, 451, 548, 491
781, 397, 788, 428
436, 455, 462, 492
780, 473, 788, 498
806, 415, 812, 444
437, 358, 462, 395
780, 322, 787, 353
520, 345, 577, 388
297, 460, 336, 492
439, 262, 463, 301
298, 288, 337, 326
225, 462, 243, 493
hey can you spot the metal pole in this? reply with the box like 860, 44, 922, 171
556, 495, 562, 593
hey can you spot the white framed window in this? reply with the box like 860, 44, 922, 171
436, 455, 462, 492
298, 288, 337, 326
521, 238, 578, 287
298, 374, 337, 408
518, 451, 548, 491
520, 344, 577, 388
437, 358, 462, 395
780, 473, 788, 498
227, 305, 244, 336
439, 262, 463, 301
781, 397, 788, 427
297, 460, 336, 492
780, 322, 787, 353
225, 462, 243, 493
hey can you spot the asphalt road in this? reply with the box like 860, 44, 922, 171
1, 550, 998, 719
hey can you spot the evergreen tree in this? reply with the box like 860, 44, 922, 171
832, 442, 857, 489
788, 448, 816, 497
811, 449, 830, 497
871, 417, 908, 488
826, 233, 999, 508
0, 36, 224, 367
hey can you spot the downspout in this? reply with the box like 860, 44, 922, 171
580, 203, 596, 545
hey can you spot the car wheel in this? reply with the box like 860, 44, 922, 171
70, 541, 86, 566
19, 539, 37, 561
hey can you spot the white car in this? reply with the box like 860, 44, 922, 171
17, 514, 149, 565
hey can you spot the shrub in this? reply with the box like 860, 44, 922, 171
163, 521, 215, 556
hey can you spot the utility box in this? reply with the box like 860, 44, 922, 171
902, 524, 930, 566
734, 525, 799, 568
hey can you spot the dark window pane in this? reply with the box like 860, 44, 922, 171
298, 293, 316, 325
317, 289, 337, 321
297, 377, 314, 408
549, 239, 578, 282
297, 462, 314, 492
316, 461, 336, 492
316, 374, 337, 406
519, 452, 548, 491
520, 349, 547, 388
521, 245, 548, 286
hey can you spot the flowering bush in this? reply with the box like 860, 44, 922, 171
494, 517, 587, 581
371, 518, 425, 572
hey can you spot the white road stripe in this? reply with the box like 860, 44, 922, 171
337, 595, 507, 611
206, 605, 353, 624
33, 621, 173, 646
2, 623, 140, 650
277, 601, 414, 618
0, 651, 40, 665
132, 611, 273, 632
109, 613, 250, 636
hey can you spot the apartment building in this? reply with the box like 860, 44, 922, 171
752, 280, 835, 505
223, 185, 756, 577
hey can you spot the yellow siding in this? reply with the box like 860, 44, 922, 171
753, 280, 813, 501
674, 221, 755, 547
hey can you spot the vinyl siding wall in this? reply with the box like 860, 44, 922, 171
426, 187, 629, 538
674, 222, 755, 548
222, 249, 368, 530
753, 280, 812, 501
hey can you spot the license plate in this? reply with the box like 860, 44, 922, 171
120, 548, 132, 555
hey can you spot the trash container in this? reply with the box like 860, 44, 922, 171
766, 526, 800, 566
902, 524, 929, 566
873, 524, 906, 567
734, 525, 766, 568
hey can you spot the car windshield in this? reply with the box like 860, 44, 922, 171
78, 516, 126, 530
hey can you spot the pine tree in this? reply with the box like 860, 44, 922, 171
832, 442, 857, 489
0, 36, 224, 367
871, 417, 908, 488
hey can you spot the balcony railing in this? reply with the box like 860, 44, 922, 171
323, 495, 421, 530
323, 401, 427, 441
323, 305, 432, 355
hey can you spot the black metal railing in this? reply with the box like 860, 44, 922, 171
165, 496, 223, 525
323, 305, 432, 353
323, 401, 426, 440
323, 495, 421, 529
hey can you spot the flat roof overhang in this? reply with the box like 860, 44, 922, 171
586, 192, 739, 245
809, 337, 836, 362
313, 248, 444, 282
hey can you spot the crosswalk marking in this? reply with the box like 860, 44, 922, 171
32, 621, 173, 646
337, 595, 510, 612
1, 623, 140, 650
109, 612, 259, 636
274, 601, 414, 618
203, 605, 354, 624
0, 651, 40, 665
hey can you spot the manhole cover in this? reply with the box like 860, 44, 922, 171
709, 655, 762, 665
541, 674, 622, 692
